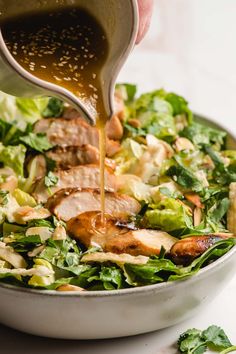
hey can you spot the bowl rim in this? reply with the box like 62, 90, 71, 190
0, 113, 235, 298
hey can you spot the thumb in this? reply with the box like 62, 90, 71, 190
136, 0, 154, 44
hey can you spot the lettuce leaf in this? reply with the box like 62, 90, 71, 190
20, 132, 53, 152
115, 138, 144, 174
180, 122, 226, 149
121, 90, 177, 141
145, 198, 192, 232
124, 90, 193, 141
115, 83, 137, 103
124, 258, 179, 286
0, 92, 48, 130
0, 143, 26, 176
204, 146, 236, 185
39, 238, 82, 275
165, 92, 192, 123
42, 97, 64, 118
86, 266, 124, 290
167, 164, 203, 192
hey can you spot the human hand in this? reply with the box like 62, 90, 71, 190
136, 0, 154, 44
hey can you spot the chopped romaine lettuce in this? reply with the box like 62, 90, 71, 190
28, 259, 55, 287
42, 97, 64, 118
0, 143, 26, 176
166, 164, 203, 192
165, 92, 192, 123
180, 122, 226, 149
115, 83, 137, 103
145, 198, 192, 232
0, 92, 48, 130
20, 132, 53, 152
13, 189, 36, 207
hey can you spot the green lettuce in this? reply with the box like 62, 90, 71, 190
12, 189, 37, 207
180, 122, 226, 149
145, 198, 192, 232
39, 238, 82, 275
28, 259, 55, 287
20, 132, 53, 152
0, 92, 48, 130
124, 90, 193, 141
42, 97, 64, 118
124, 258, 179, 286
166, 164, 203, 192
122, 90, 177, 141
133, 91, 176, 140
0, 119, 26, 145
115, 83, 137, 103
0, 143, 26, 176
85, 266, 124, 290
165, 92, 192, 123
204, 146, 236, 185
115, 138, 144, 174
7, 234, 42, 253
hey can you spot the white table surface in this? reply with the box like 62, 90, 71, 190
1, 0, 236, 352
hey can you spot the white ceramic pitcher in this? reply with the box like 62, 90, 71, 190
0, 0, 139, 124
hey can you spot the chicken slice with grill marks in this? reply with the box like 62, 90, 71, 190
169, 233, 233, 265
67, 211, 178, 257
33, 165, 117, 204
45, 145, 115, 171
34, 117, 120, 157
63, 109, 123, 141
47, 189, 141, 222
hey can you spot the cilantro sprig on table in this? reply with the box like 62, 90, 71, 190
178, 325, 236, 354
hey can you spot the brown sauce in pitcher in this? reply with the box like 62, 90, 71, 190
1, 7, 110, 224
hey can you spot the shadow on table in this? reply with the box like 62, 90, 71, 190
0, 323, 177, 354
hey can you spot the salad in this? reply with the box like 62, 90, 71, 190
0, 84, 235, 291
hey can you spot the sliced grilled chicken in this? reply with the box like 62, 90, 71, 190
106, 229, 178, 256
34, 117, 120, 156
48, 189, 141, 221
33, 165, 117, 203
34, 117, 98, 146
63, 109, 123, 141
67, 211, 178, 256
169, 234, 232, 265
67, 211, 127, 248
45, 145, 115, 170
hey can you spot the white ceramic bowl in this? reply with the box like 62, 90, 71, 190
0, 115, 235, 340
